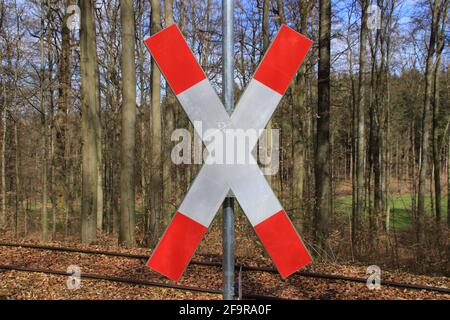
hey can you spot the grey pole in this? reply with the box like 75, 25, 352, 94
222, 0, 235, 301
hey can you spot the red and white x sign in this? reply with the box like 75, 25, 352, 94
144, 24, 313, 281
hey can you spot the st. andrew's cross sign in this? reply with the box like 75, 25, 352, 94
144, 24, 313, 281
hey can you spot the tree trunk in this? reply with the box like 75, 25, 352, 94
1, 74, 6, 227
97, 125, 104, 232
119, 0, 137, 247
292, 0, 311, 224
50, 95, 56, 239
13, 76, 19, 238
367, 19, 386, 245
162, 0, 175, 230
80, 0, 100, 244
58, 0, 72, 237
1, 23, 7, 227
314, 0, 331, 251
135, 0, 149, 241
40, 2, 48, 240
448, 130, 450, 227
417, 0, 441, 246
276, 0, 286, 24
47, 46, 56, 240
165, 0, 174, 25
352, 0, 368, 254
431, 0, 448, 224
384, 45, 392, 234
262, 0, 274, 186
432, 58, 441, 224
96, 32, 104, 233
149, 0, 163, 246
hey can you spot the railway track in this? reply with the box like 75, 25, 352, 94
0, 242, 449, 295
0, 264, 281, 300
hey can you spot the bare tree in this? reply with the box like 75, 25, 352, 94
119, 0, 136, 247
352, 0, 368, 254
162, 0, 175, 229
292, 0, 312, 226
417, 0, 441, 245
0, 0, 7, 227
448, 127, 450, 227
0, 68, 6, 228
37, 0, 48, 240
262, 0, 274, 187
80, 0, 100, 244
314, 0, 331, 251
148, 0, 163, 246
431, 0, 448, 224
57, 0, 73, 236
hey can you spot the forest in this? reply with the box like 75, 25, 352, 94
0, 0, 449, 300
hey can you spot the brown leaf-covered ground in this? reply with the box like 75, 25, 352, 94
0, 232, 448, 300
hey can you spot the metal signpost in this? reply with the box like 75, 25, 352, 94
143, 13, 313, 301
222, 0, 235, 301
